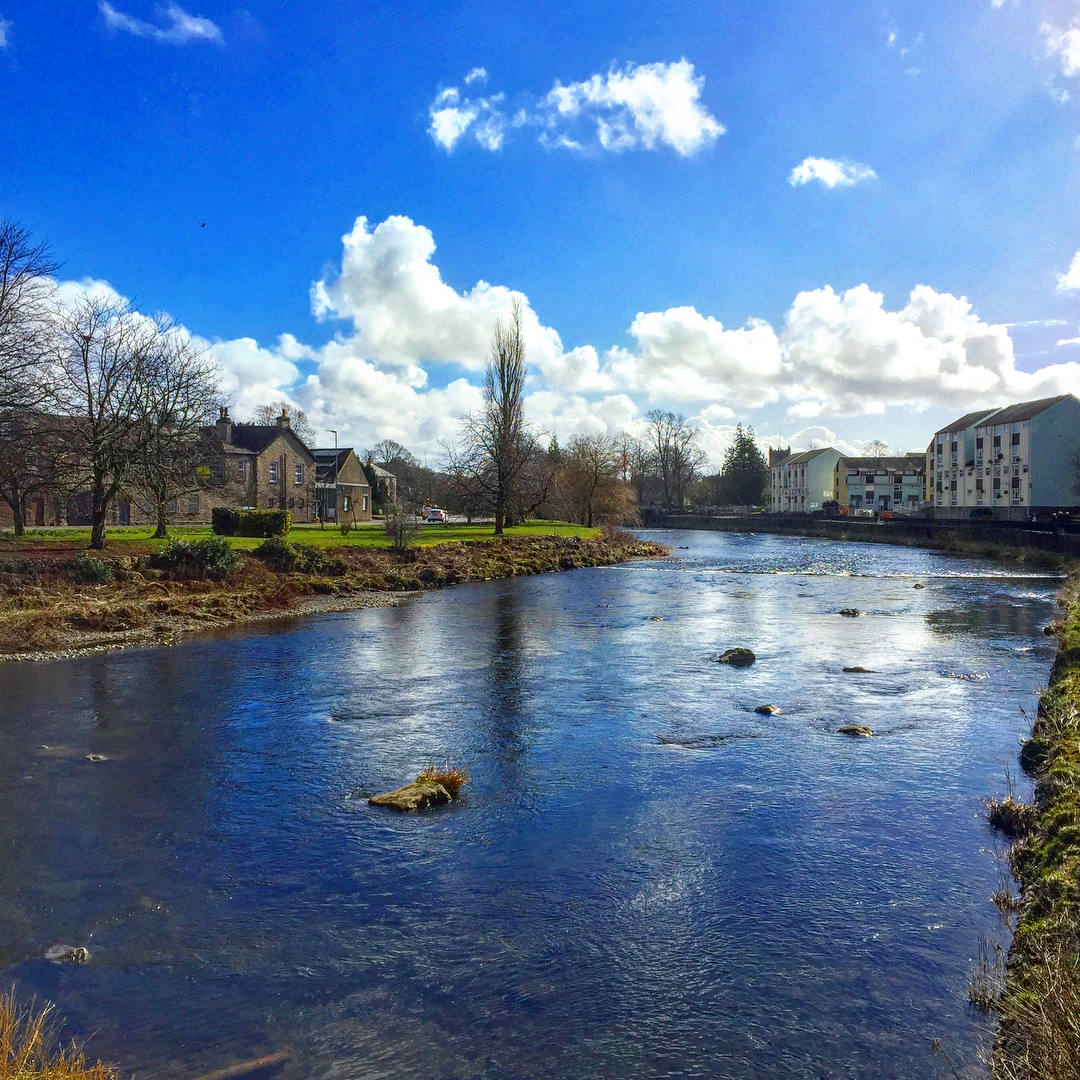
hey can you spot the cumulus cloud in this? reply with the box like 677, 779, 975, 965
428, 60, 723, 156
788, 157, 877, 188
55, 215, 1080, 467
1057, 249, 1080, 292
99, 2, 222, 45
1044, 15, 1080, 77
0, 15, 11, 48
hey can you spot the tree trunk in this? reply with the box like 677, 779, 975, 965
153, 500, 168, 540
494, 480, 505, 535
12, 503, 25, 537
90, 478, 108, 549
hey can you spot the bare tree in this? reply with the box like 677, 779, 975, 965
645, 411, 707, 509
0, 220, 58, 412
564, 433, 620, 527
447, 298, 537, 534
251, 399, 315, 445
0, 412, 71, 535
863, 440, 890, 458
130, 326, 222, 538
369, 439, 419, 466
52, 296, 161, 549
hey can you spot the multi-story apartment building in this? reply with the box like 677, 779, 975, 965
929, 395, 1080, 518
836, 456, 926, 513
771, 446, 842, 513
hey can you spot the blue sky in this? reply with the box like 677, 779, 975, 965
2, 0, 1080, 462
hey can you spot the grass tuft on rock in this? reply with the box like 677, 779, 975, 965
0, 990, 117, 1080
417, 765, 470, 798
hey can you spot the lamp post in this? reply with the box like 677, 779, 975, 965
327, 429, 338, 522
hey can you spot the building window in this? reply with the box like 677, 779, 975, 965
166, 497, 178, 514
342, 495, 350, 512
1011, 432, 1021, 445
288, 497, 295, 509
268, 498, 275, 507
950, 480, 957, 492
188, 494, 199, 514
269, 461, 279, 483
993, 435, 1001, 449
976, 478, 983, 492
362, 495, 368, 512
235, 459, 247, 480
295, 463, 304, 485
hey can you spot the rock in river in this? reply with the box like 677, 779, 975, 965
369, 778, 452, 812
838, 609, 862, 617
45, 944, 90, 963
837, 724, 874, 738
718, 648, 756, 667
842, 667, 879, 674
754, 704, 782, 715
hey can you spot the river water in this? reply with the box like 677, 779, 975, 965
0, 531, 1062, 1079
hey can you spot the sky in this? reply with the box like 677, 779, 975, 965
2, 0, 1080, 465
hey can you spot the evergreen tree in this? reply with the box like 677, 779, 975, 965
719, 424, 768, 505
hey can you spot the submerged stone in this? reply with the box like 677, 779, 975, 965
369, 778, 453, 812
718, 648, 756, 667
838, 609, 862, 617
754, 704, 782, 715
837, 724, 874, 738
913, 583, 925, 589
842, 667, 879, 674
45, 944, 90, 963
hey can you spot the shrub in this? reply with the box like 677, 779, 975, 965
253, 537, 339, 574
149, 536, 242, 580
71, 553, 113, 585
211, 508, 290, 537
210, 507, 240, 536
384, 504, 420, 553
237, 509, 291, 537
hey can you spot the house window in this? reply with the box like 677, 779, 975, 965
976, 478, 984, 492
298, 498, 304, 509
976, 437, 983, 449
993, 435, 1001, 449
166, 498, 178, 514
269, 461, 279, 483
288, 497, 295, 509
188, 494, 199, 514
295, 463, 304, 485
235, 459, 247, 480
342, 495, 350, 512
1012, 432, 1021, 445
362, 495, 368, 512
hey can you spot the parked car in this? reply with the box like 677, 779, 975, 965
425, 507, 449, 524
852, 508, 875, 518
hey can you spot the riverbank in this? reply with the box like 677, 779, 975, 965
992, 576, 1080, 1079
0, 532, 667, 663
660, 514, 1080, 568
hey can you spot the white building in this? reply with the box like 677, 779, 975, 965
837, 456, 926, 513
771, 447, 842, 513
930, 395, 1080, 517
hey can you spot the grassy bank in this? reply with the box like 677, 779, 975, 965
0, 530, 667, 661
991, 576, 1080, 1079
2, 520, 599, 551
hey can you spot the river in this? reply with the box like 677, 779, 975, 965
0, 530, 1061, 1079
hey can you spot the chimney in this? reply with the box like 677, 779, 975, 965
216, 406, 233, 444
277, 408, 291, 429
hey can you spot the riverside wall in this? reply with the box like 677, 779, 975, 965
657, 513, 1080, 560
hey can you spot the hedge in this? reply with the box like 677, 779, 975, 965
211, 508, 291, 537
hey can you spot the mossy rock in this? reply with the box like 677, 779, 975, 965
369, 778, 452, 812
838, 724, 874, 737
718, 648, 756, 667
912, 583, 925, 589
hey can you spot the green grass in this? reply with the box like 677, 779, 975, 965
1, 520, 601, 551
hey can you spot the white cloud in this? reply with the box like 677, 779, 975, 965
1052, 86, 1072, 104
1043, 16, 1080, 77
788, 157, 877, 188
1057, 249, 1080, 292
0, 16, 11, 48
99, 2, 222, 45
1059, 328, 1080, 347
427, 59, 724, 156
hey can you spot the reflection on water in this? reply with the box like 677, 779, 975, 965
0, 530, 1061, 1079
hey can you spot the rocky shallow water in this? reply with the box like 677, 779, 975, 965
0, 530, 1061, 1079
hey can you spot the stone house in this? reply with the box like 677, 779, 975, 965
312, 448, 373, 523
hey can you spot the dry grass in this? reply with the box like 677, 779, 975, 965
970, 937, 1007, 1011
417, 766, 470, 798
988, 795, 1039, 838
0, 990, 117, 1080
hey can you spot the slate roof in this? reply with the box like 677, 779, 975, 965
840, 456, 925, 472
975, 395, 1073, 427
933, 409, 1000, 438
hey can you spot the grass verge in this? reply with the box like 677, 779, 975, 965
988, 575, 1080, 1079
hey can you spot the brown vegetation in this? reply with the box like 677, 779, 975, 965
0, 534, 668, 660
0, 990, 117, 1080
